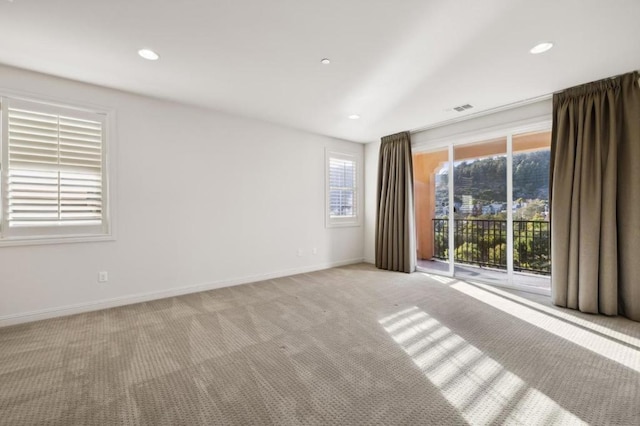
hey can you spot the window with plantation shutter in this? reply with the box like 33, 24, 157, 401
1, 97, 110, 241
326, 150, 360, 227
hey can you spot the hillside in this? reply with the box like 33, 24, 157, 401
435, 150, 550, 206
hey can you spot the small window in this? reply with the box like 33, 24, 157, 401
0, 97, 110, 243
326, 150, 360, 227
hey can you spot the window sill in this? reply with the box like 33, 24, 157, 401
326, 220, 361, 228
0, 233, 115, 247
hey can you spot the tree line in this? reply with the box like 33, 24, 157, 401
436, 150, 550, 206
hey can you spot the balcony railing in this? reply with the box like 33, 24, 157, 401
432, 219, 550, 275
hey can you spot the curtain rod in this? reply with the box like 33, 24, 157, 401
553, 70, 640, 95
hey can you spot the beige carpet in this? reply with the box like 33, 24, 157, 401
1, 264, 639, 425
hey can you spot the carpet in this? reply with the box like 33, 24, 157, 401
1, 264, 639, 425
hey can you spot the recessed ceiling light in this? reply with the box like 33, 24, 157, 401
348, 114, 360, 120
138, 48, 160, 61
320, 58, 331, 65
530, 42, 554, 54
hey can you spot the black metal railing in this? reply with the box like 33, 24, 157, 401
432, 219, 550, 275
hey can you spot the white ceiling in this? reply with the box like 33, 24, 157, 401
0, 0, 639, 143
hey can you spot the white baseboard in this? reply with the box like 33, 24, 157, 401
364, 258, 375, 264
0, 258, 364, 327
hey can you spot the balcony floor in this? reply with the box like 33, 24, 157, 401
417, 259, 550, 291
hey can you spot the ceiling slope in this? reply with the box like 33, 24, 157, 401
0, 0, 638, 142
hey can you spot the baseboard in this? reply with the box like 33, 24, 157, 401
364, 258, 375, 264
0, 258, 364, 327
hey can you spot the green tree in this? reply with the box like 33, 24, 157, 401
454, 242, 480, 263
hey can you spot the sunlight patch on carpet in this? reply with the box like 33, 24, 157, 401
380, 307, 585, 425
452, 281, 640, 373
465, 280, 640, 349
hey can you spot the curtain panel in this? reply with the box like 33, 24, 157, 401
375, 131, 415, 273
550, 71, 640, 321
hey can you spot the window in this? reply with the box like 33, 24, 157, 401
326, 150, 360, 227
0, 97, 110, 243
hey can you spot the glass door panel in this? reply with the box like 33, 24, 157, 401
453, 138, 508, 284
414, 148, 452, 275
512, 131, 551, 290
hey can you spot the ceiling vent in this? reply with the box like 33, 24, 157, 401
453, 104, 473, 112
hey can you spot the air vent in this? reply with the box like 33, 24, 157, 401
453, 104, 473, 112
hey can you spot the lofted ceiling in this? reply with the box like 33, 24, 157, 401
0, 0, 639, 143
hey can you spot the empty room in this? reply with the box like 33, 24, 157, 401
1, 0, 639, 425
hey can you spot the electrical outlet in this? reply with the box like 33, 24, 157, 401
297, 248, 304, 257
98, 271, 108, 283
312, 247, 318, 255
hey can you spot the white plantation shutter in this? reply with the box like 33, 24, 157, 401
1, 98, 107, 238
329, 157, 356, 217
326, 151, 360, 227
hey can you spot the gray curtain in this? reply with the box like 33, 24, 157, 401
375, 131, 415, 273
550, 71, 640, 321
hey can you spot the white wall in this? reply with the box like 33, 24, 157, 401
412, 98, 552, 148
0, 65, 364, 325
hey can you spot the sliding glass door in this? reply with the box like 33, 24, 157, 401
414, 128, 551, 292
